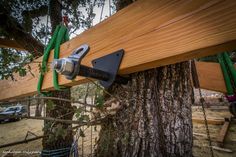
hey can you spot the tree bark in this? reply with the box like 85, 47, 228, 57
49, 0, 62, 33
115, 0, 133, 11
42, 89, 74, 150
95, 62, 194, 157
35, 98, 43, 117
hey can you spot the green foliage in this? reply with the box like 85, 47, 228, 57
71, 82, 104, 107
55, 124, 67, 140
0, 0, 108, 79
42, 121, 52, 132
0, 48, 33, 80
75, 107, 90, 122
18, 68, 26, 77
75, 108, 82, 119
79, 114, 90, 122
46, 100, 55, 110
95, 95, 104, 108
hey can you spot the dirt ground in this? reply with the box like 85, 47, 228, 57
192, 106, 236, 157
0, 119, 43, 157
0, 92, 236, 156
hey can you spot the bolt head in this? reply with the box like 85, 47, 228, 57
52, 58, 74, 76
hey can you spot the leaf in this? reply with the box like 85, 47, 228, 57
19, 68, 26, 77
56, 124, 67, 139
95, 96, 104, 108
47, 100, 55, 110
79, 115, 90, 122
75, 108, 82, 119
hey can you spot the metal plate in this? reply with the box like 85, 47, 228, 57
92, 49, 124, 88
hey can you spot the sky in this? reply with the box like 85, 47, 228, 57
70, 0, 115, 38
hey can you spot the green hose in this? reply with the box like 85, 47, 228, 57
222, 52, 236, 85
37, 25, 69, 94
217, 53, 234, 95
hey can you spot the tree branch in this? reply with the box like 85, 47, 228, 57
22, 5, 48, 32
0, 96, 96, 108
49, 0, 62, 32
0, 7, 44, 57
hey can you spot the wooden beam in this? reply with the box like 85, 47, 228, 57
216, 117, 231, 147
0, 38, 25, 51
1, 0, 236, 100
195, 61, 236, 93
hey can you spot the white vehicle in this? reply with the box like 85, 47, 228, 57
0, 105, 27, 122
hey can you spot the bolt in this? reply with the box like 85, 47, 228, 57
52, 58, 74, 76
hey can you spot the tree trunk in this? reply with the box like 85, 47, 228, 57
95, 61, 194, 157
49, 0, 62, 33
42, 89, 74, 151
35, 98, 43, 117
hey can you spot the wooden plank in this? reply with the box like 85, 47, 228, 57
0, 38, 25, 51
1, 0, 236, 100
195, 61, 227, 93
195, 62, 236, 93
192, 117, 225, 125
212, 146, 233, 153
216, 117, 231, 147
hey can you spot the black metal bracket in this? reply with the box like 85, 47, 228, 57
92, 49, 125, 88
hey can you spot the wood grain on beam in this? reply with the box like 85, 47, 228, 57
0, 38, 25, 51
195, 61, 236, 93
1, 0, 236, 100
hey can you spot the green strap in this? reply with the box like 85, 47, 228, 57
222, 52, 236, 84
37, 25, 69, 94
217, 52, 236, 95
217, 53, 234, 95
53, 26, 68, 90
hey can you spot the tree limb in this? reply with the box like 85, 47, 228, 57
0, 6, 44, 57
22, 5, 48, 33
